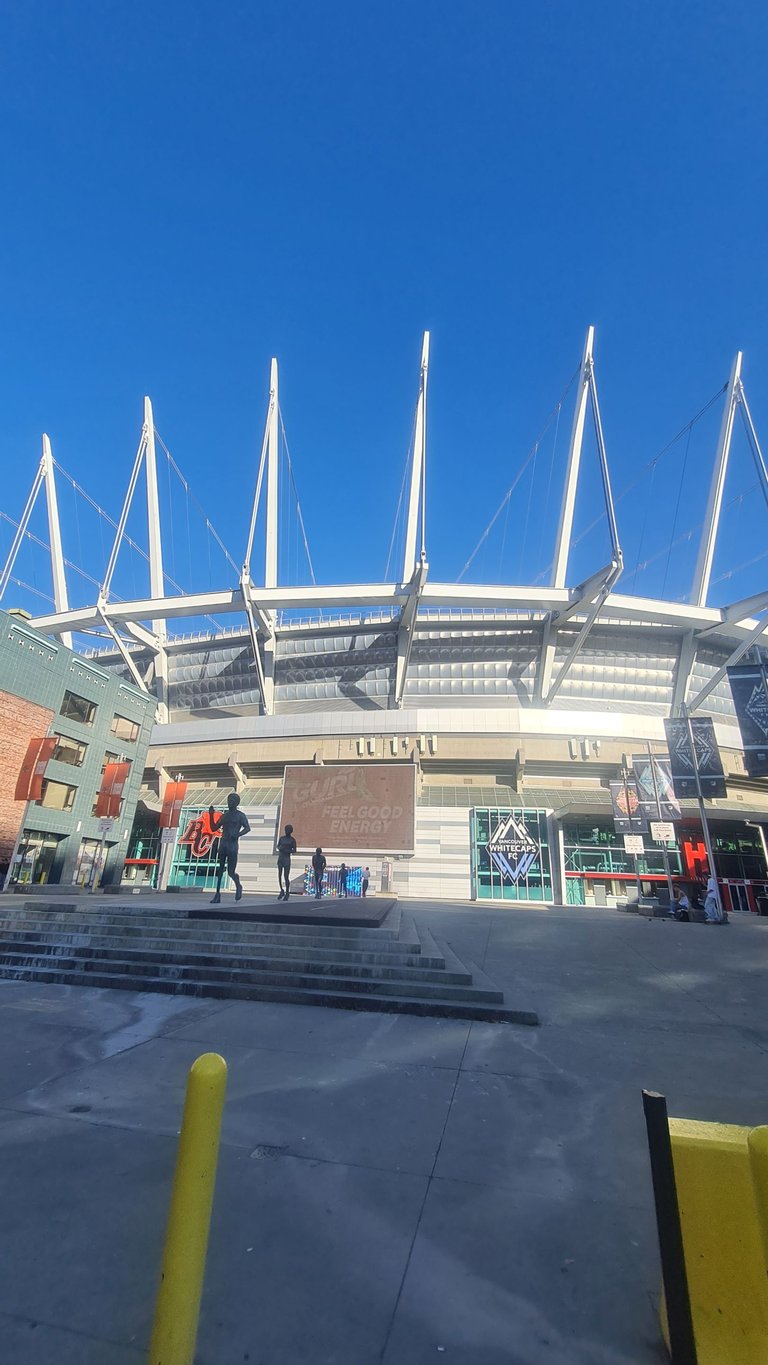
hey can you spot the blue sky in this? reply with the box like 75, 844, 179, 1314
1, 1, 767, 621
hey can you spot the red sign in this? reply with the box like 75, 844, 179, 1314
160, 780, 188, 829
178, 810, 220, 857
94, 761, 131, 819
14, 737, 56, 802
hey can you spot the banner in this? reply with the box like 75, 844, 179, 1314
609, 779, 648, 833
14, 737, 56, 802
727, 662, 768, 778
280, 763, 416, 853
664, 716, 727, 800
94, 761, 131, 819
159, 780, 188, 829
631, 753, 681, 821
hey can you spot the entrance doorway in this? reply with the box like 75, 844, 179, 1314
8, 831, 61, 887
727, 882, 751, 913
72, 838, 103, 888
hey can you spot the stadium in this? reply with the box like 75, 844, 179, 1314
4, 328, 768, 909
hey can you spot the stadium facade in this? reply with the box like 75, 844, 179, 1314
7, 331, 768, 908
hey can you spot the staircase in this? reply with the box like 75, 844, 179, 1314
0, 900, 537, 1025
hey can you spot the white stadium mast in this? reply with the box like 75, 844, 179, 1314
536, 325, 624, 705
0, 434, 73, 649
395, 331, 430, 708
8, 328, 766, 725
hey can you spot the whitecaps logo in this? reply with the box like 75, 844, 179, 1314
486, 814, 538, 883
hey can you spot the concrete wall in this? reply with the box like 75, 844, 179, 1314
385, 808, 472, 903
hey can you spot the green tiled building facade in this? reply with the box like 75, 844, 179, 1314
0, 610, 156, 889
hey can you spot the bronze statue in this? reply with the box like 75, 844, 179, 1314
208, 793, 250, 904
276, 823, 297, 900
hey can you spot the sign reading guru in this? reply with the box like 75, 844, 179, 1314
279, 764, 416, 853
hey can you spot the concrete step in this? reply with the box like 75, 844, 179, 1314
0, 949, 490, 1000
0, 907, 408, 948
11, 901, 405, 940
0, 913, 418, 957
0, 941, 470, 987
0, 905, 537, 1025
0, 928, 444, 971
0, 961, 537, 1025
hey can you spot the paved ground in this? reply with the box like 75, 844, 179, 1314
0, 900, 765, 1364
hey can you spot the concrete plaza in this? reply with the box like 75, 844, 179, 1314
0, 899, 765, 1363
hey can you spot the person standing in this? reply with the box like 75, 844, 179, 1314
312, 847, 326, 899
208, 793, 250, 904
339, 861, 348, 897
276, 823, 297, 901
361, 865, 370, 898
704, 874, 726, 923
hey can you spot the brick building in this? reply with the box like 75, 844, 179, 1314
0, 610, 155, 888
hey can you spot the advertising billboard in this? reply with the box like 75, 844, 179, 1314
664, 716, 727, 800
279, 764, 416, 853
609, 779, 648, 833
93, 761, 132, 819
14, 736, 56, 802
159, 780, 189, 829
727, 662, 768, 778
631, 753, 681, 822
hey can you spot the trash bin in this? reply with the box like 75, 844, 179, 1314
757, 897, 768, 918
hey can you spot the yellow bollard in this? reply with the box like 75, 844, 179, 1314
147, 1052, 228, 1365
747, 1124, 768, 1277
661, 1118, 768, 1363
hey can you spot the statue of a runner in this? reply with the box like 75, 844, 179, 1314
208, 793, 250, 904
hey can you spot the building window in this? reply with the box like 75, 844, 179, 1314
60, 690, 97, 725
111, 714, 140, 743
51, 734, 87, 768
37, 778, 77, 811
561, 818, 683, 883
471, 807, 554, 903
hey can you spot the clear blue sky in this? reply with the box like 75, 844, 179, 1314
2, 1, 767, 619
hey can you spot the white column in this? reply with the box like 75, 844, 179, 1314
41, 435, 72, 649
552, 326, 594, 588
692, 352, 742, 608
403, 332, 430, 580
265, 359, 279, 589
143, 398, 165, 617
143, 397, 168, 719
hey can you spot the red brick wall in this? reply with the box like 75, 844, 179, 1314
0, 689, 54, 866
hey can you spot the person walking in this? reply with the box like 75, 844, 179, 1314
312, 847, 326, 899
339, 861, 348, 897
704, 874, 726, 923
703, 879, 725, 922
276, 823, 297, 901
361, 865, 370, 898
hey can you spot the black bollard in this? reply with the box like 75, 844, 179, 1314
642, 1089, 698, 1364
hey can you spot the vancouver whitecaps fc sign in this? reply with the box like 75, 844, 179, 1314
486, 813, 538, 883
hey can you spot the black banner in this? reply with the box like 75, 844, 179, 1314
609, 779, 648, 833
727, 663, 768, 779
664, 716, 727, 800
631, 754, 681, 821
